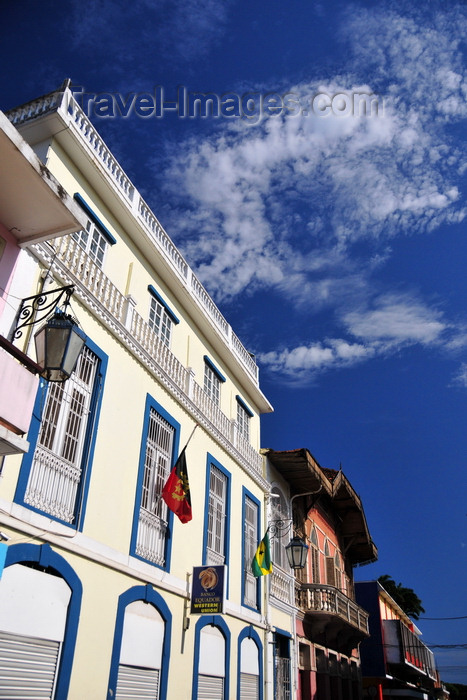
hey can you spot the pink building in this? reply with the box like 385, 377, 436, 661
0, 110, 85, 456
267, 448, 378, 700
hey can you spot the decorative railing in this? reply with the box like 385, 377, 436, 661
270, 567, 295, 604
296, 584, 369, 634
136, 508, 167, 567
7, 88, 259, 384
45, 237, 263, 475
24, 445, 80, 523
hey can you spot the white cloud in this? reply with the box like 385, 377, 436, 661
156, 2, 467, 383
258, 339, 374, 383
258, 293, 467, 383
344, 295, 446, 346
452, 363, 467, 388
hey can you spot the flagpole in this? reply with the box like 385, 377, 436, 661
181, 422, 199, 452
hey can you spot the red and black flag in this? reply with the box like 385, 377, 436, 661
162, 448, 192, 523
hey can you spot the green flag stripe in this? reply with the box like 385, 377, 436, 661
251, 532, 273, 577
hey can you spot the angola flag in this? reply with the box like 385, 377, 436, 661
252, 532, 273, 577
161, 449, 192, 523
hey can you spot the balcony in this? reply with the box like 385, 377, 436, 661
30, 236, 264, 480
0, 339, 40, 455
296, 583, 370, 655
7, 88, 263, 387
383, 619, 437, 681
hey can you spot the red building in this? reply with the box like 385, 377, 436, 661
266, 448, 378, 700
355, 580, 448, 700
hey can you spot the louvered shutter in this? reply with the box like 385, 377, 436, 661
239, 672, 259, 700
0, 631, 60, 698
326, 557, 335, 586
116, 665, 160, 699
197, 674, 224, 699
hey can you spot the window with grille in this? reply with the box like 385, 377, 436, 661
135, 408, 174, 567
243, 495, 258, 608
271, 487, 289, 570
274, 634, 291, 700
73, 219, 108, 268
23, 345, 100, 524
206, 465, 228, 566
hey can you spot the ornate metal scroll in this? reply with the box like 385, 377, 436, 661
10, 285, 75, 341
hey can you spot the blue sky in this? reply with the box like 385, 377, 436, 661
2, 0, 467, 683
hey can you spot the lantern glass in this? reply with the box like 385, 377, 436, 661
285, 536, 309, 570
34, 312, 86, 382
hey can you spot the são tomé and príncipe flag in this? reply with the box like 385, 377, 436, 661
252, 532, 273, 577
161, 448, 192, 523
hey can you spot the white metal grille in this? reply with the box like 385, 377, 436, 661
0, 631, 60, 698
206, 466, 226, 565
24, 346, 98, 523
116, 665, 160, 699
275, 657, 291, 700
239, 673, 259, 700
244, 497, 257, 607
197, 674, 224, 700
136, 409, 173, 565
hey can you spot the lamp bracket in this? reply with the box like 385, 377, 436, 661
267, 518, 293, 540
11, 285, 75, 342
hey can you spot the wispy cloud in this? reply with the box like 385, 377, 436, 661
258, 293, 457, 383
157, 2, 467, 383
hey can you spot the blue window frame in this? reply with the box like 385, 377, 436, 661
14, 338, 107, 529
237, 627, 263, 700
3, 543, 82, 700
203, 356, 225, 407
130, 394, 180, 570
73, 193, 116, 268
242, 488, 261, 610
203, 455, 231, 587
148, 285, 179, 348
192, 616, 231, 700
107, 585, 172, 700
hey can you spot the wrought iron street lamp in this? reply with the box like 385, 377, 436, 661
34, 309, 86, 382
285, 536, 309, 570
11, 285, 86, 382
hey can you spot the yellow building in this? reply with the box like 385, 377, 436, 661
0, 83, 290, 699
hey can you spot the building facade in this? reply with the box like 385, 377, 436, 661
355, 581, 448, 700
0, 84, 285, 699
265, 448, 378, 700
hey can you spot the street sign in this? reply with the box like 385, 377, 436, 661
191, 565, 226, 615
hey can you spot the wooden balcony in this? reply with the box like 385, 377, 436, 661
296, 583, 370, 654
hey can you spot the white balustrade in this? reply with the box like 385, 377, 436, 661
24, 445, 80, 523
136, 508, 167, 566
8, 87, 260, 385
